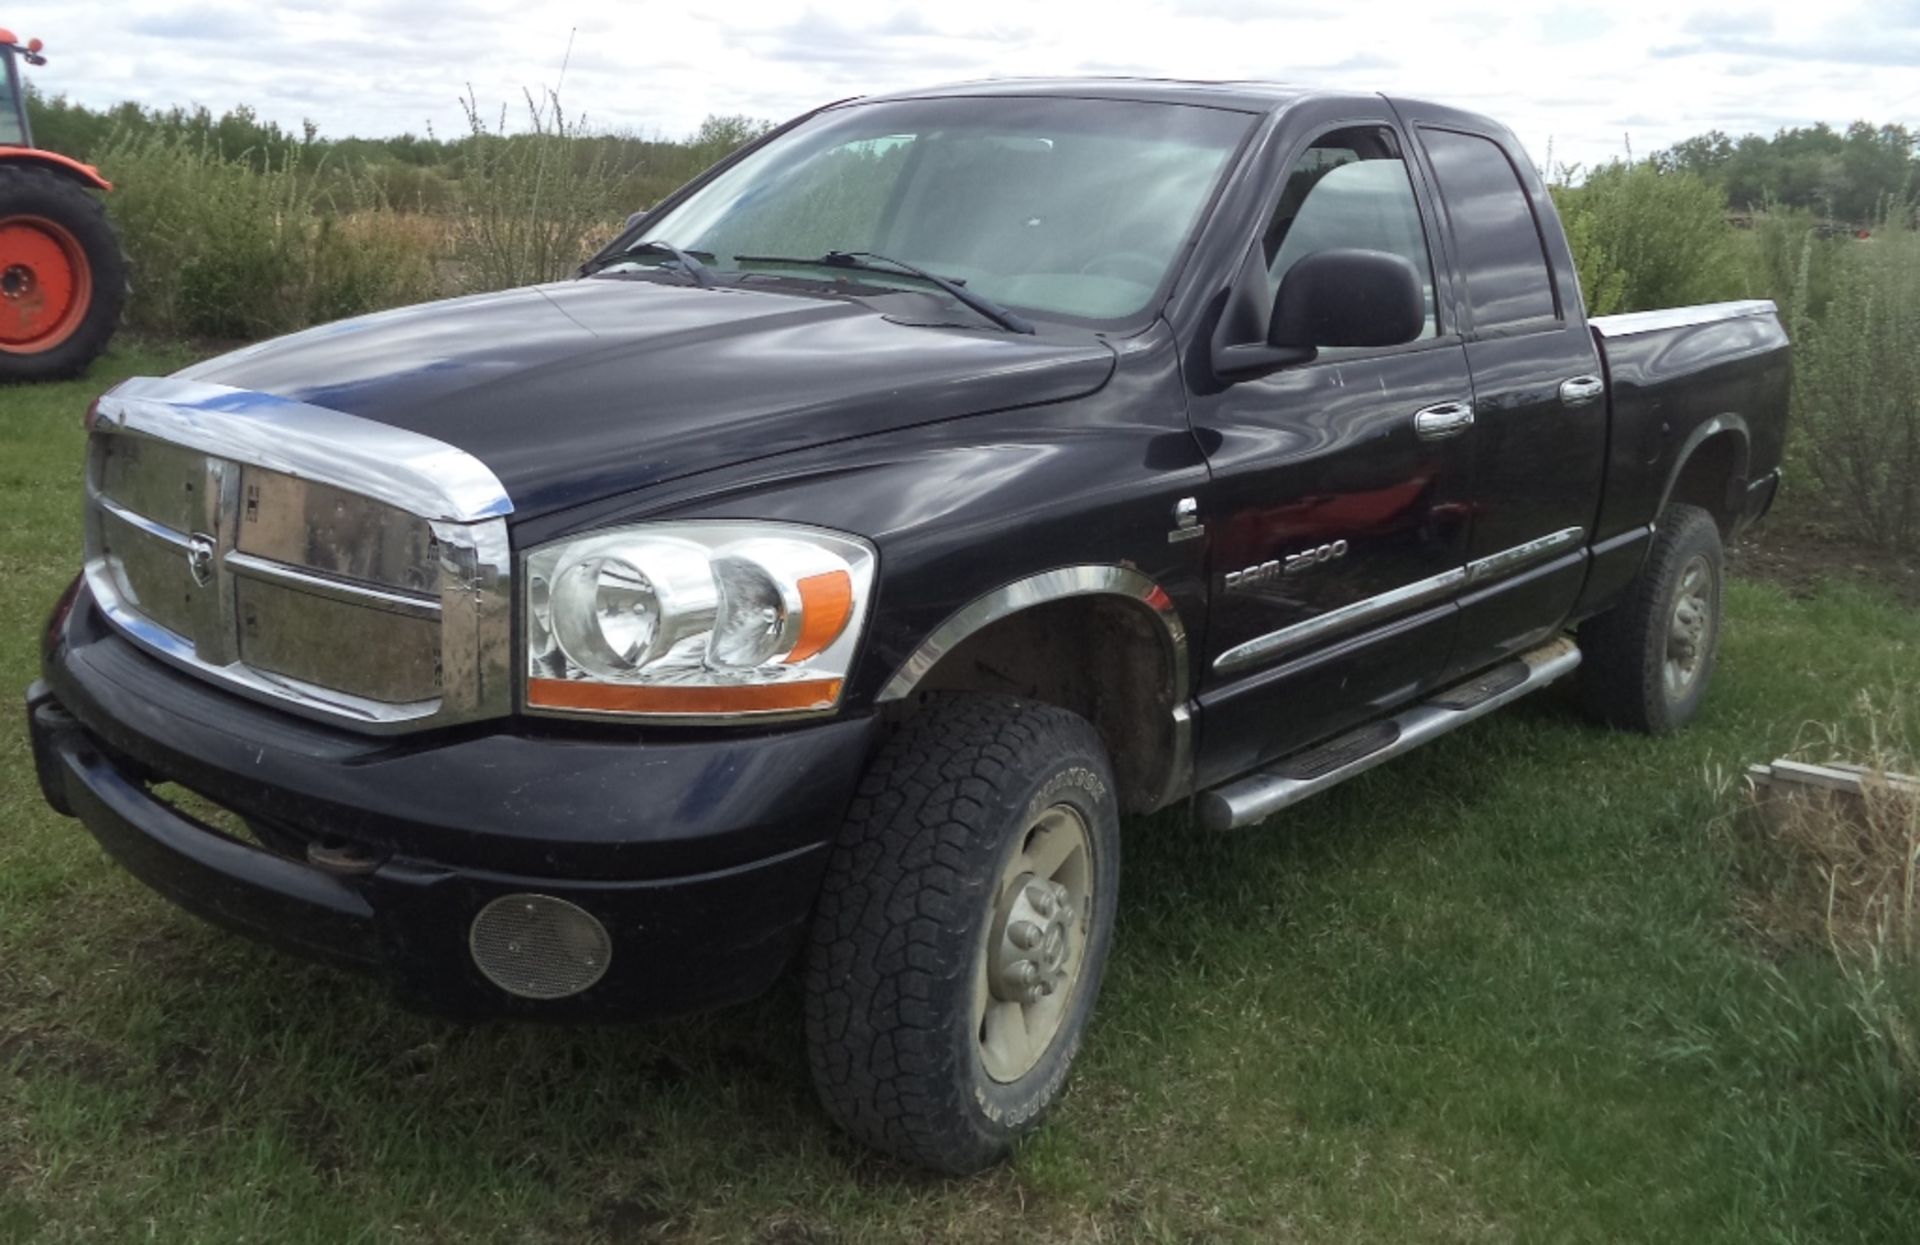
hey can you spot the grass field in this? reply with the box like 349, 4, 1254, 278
4, 349, 1919, 1243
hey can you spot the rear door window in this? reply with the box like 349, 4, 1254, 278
1418, 129, 1557, 331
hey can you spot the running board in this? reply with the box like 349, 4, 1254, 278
1198, 636, 1582, 831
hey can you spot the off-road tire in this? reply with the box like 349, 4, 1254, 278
0, 164, 128, 383
1577, 504, 1725, 734
804, 694, 1121, 1173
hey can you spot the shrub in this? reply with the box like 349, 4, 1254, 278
95, 130, 436, 340
1786, 221, 1920, 551
1550, 161, 1744, 315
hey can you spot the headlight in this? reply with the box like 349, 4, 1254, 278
523, 521, 876, 720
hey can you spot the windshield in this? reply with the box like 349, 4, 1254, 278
628, 96, 1255, 325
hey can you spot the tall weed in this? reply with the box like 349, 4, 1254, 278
1737, 207, 1845, 334
450, 89, 636, 292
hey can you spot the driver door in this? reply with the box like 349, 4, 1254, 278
1188, 115, 1476, 789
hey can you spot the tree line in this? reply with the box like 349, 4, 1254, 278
1652, 121, 1918, 225
28, 86, 1915, 225
24, 88, 772, 212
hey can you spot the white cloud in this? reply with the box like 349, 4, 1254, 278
7, 0, 1913, 170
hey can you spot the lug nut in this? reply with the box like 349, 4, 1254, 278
1027, 885, 1056, 917
1023, 984, 1045, 1004
1008, 920, 1042, 951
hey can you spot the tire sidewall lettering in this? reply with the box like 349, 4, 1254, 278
1025, 765, 1108, 823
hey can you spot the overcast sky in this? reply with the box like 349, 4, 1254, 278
8, 1, 1918, 172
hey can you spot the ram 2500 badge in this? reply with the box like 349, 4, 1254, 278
28, 79, 1788, 1172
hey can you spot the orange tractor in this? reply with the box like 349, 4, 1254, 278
1, 28, 125, 381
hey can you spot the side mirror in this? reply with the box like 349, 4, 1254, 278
1269, 248, 1425, 349
1211, 248, 1424, 379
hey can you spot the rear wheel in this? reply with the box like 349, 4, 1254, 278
1577, 504, 1725, 734
0, 165, 127, 383
804, 694, 1121, 1173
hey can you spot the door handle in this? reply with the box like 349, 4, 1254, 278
1413, 401, 1475, 440
1559, 374, 1605, 407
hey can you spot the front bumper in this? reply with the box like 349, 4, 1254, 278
29, 584, 877, 1019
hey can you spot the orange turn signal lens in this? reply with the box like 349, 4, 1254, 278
527, 676, 842, 716
787, 569, 853, 662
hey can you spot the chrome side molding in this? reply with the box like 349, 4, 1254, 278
1464, 526, 1584, 587
1215, 565, 1464, 674
1213, 527, 1585, 674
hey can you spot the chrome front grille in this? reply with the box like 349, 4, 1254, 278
82, 377, 514, 732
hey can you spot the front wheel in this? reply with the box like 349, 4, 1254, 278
1577, 503, 1725, 734
804, 694, 1120, 1173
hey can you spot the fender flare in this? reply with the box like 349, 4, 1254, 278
0, 147, 113, 191
1656, 413, 1750, 519
876, 565, 1195, 811
876, 564, 1190, 705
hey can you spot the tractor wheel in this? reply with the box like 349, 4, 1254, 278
0, 164, 127, 383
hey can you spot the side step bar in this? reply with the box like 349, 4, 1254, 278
1198, 636, 1582, 831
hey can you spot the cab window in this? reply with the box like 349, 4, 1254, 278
1263, 126, 1439, 340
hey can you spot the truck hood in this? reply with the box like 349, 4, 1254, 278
176, 277, 1116, 520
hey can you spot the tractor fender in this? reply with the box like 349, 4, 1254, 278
0, 147, 112, 191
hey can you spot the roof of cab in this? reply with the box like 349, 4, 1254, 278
857, 77, 1336, 113
850, 78, 1516, 154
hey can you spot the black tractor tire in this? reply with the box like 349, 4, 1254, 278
804, 694, 1121, 1173
0, 163, 128, 383
1577, 504, 1726, 734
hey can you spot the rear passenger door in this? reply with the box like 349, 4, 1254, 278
1404, 119, 1608, 677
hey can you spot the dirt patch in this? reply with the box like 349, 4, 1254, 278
1728, 520, 1920, 610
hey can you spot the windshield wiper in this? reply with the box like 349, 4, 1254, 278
732, 250, 1035, 334
584, 240, 715, 288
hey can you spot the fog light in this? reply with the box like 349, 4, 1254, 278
469, 893, 611, 999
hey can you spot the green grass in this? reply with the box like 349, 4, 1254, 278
4, 350, 1920, 1243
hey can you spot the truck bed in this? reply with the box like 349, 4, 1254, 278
1589, 298, 1791, 549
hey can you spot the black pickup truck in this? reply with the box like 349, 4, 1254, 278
27, 79, 1788, 1172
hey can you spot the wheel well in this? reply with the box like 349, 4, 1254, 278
890, 595, 1184, 815
1664, 429, 1748, 537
